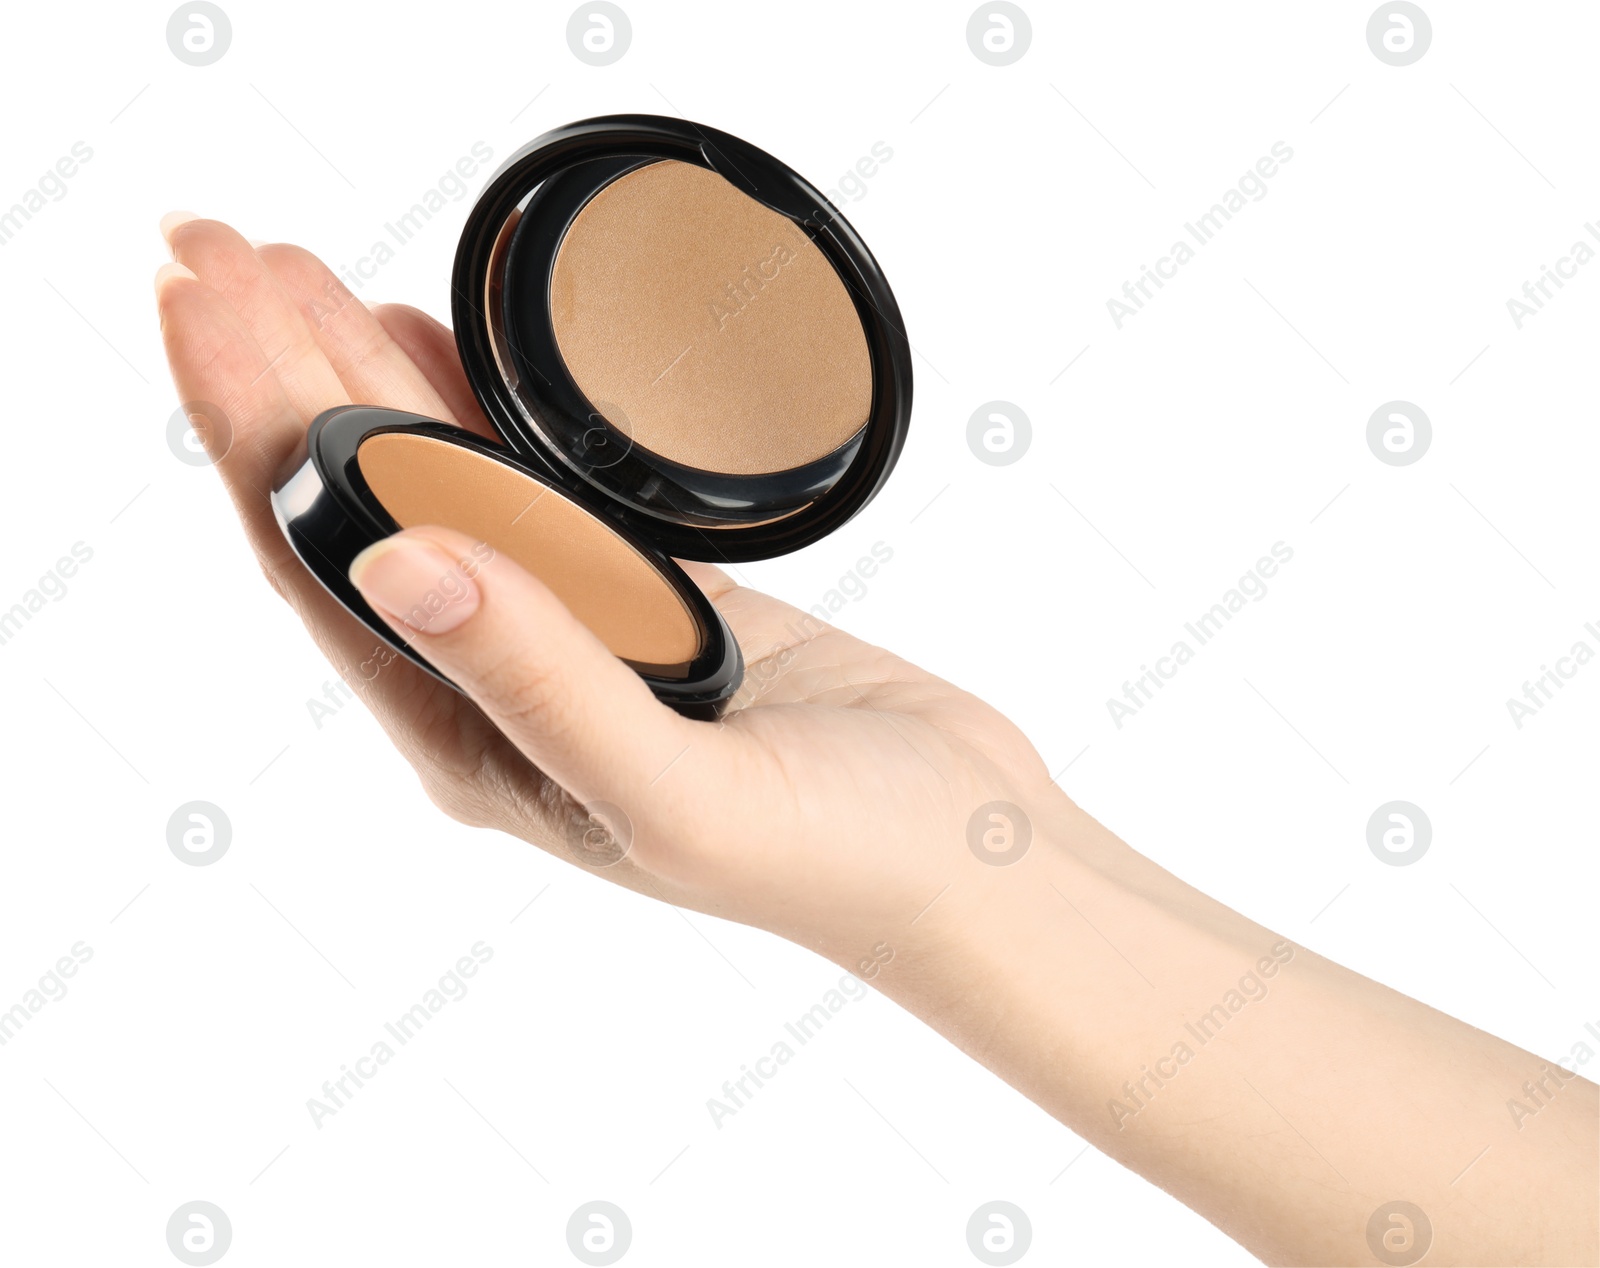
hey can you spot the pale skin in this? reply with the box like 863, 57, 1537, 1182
155, 215, 1598, 1267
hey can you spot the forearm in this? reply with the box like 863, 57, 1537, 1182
873, 792, 1599, 1266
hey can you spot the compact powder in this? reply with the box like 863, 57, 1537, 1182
549, 160, 873, 477
357, 432, 702, 672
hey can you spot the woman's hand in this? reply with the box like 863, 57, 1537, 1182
154, 214, 1052, 966
156, 215, 1598, 1266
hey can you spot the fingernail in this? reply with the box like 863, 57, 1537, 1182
349, 535, 481, 635
160, 210, 200, 249
154, 260, 198, 298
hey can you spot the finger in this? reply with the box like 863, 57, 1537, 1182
156, 262, 488, 760
347, 527, 711, 809
155, 262, 310, 535
370, 304, 497, 440
163, 215, 350, 426
256, 243, 457, 421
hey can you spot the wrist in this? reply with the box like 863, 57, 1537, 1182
859, 791, 1280, 1137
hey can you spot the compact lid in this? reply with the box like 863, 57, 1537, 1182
451, 114, 913, 562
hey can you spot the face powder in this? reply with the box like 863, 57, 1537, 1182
277, 114, 912, 714
548, 159, 873, 477
356, 431, 702, 672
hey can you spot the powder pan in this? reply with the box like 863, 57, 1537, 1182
273, 406, 742, 717
451, 114, 914, 561
273, 115, 911, 715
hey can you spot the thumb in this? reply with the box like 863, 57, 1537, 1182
347, 526, 705, 805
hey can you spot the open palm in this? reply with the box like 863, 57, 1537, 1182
156, 217, 1051, 957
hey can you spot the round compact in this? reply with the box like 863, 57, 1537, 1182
273, 115, 913, 717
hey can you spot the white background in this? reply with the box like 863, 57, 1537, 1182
2, 1, 1596, 1264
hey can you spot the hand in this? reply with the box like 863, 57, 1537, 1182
154, 215, 1055, 964
157, 216, 1599, 1267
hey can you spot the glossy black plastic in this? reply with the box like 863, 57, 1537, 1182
451, 113, 914, 562
274, 115, 910, 716
272, 407, 743, 718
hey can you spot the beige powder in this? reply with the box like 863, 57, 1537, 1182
358, 432, 702, 672
549, 159, 872, 476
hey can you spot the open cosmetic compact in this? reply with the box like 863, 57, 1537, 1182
272, 115, 913, 717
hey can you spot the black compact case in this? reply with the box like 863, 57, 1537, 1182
272, 114, 913, 716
